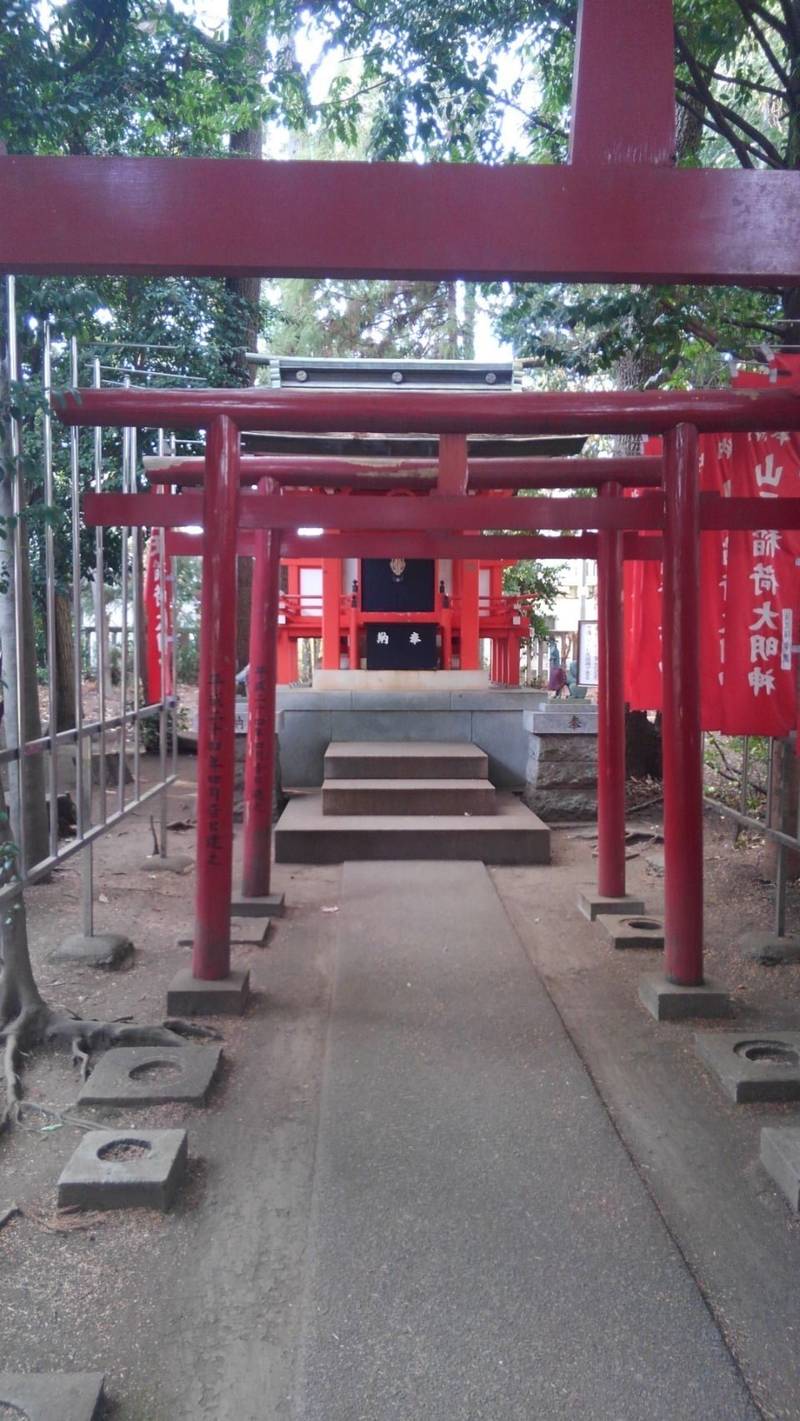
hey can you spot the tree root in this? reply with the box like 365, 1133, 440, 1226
0, 1000, 222, 1135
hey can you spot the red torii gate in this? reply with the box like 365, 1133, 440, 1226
55, 383, 800, 1021
144, 451, 664, 688
5, 0, 800, 1018
147, 449, 665, 900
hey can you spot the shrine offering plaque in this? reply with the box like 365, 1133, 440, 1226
367, 623, 437, 670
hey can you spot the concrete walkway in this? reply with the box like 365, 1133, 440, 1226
295, 861, 758, 1421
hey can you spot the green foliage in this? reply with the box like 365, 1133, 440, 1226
703, 733, 770, 815
0, 0, 319, 156
498, 1, 799, 373
315, 0, 799, 371
492, 281, 787, 386
502, 558, 564, 640
273, 278, 475, 359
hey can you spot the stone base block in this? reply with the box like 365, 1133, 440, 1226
167, 967, 250, 1016
696, 1030, 800, 1102
599, 914, 665, 950
639, 973, 732, 1022
0, 1373, 105, 1421
761, 1127, 800, 1211
524, 726, 598, 822
142, 854, 194, 875
577, 891, 646, 922
48, 932, 133, 970
230, 892, 285, 918
58, 1128, 188, 1211
78, 1044, 222, 1107
739, 931, 800, 966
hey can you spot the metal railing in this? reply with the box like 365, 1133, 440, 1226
703, 733, 800, 937
1, 276, 178, 920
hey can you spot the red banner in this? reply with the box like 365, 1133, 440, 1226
144, 535, 174, 703
624, 360, 800, 734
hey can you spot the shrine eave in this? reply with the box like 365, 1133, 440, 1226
240, 432, 587, 459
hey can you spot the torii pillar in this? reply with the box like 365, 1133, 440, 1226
230, 477, 286, 920
578, 483, 645, 921
640, 425, 730, 1018
168, 416, 250, 1014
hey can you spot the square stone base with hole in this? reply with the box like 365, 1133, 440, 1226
0, 1372, 105, 1421
167, 966, 250, 1016
58, 1128, 188, 1211
695, 1030, 800, 1102
577, 890, 646, 922
760, 1127, 800, 1211
638, 974, 731, 1021
77, 1044, 222, 1108
599, 914, 665, 950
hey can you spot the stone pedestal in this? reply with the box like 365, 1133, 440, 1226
638, 973, 731, 1021
522, 704, 598, 822
167, 967, 250, 1016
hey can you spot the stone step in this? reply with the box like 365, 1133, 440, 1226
324, 740, 489, 780
322, 777, 496, 817
275, 792, 549, 865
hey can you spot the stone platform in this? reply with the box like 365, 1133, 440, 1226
275, 790, 549, 864
276, 686, 546, 790
324, 739, 489, 779
277, 740, 549, 864
313, 669, 490, 691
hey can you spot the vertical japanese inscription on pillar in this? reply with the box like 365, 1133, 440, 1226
248, 662, 269, 817
205, 671, 225, 868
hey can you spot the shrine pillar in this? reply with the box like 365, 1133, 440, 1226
441, 612, 453, 670
507, 634, 521, 687
460, 558, 480, 670
348, 592, 360, 671
277, 634, 296, 685
321, 559, 341, 670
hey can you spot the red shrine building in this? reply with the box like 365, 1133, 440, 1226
248, 358, 585, 686
279, 551, 526, 685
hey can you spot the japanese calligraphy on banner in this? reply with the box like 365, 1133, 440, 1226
624, 358, 800, 735
143, 535, 174, 704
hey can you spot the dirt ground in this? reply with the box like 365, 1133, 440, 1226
0, 754, 344, 1419
2, 760, 800, 1418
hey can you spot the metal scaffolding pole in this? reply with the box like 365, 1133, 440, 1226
42, 325, 59, 862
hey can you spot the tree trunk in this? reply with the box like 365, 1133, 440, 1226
0, 354, 50, 875
462, 285, 477, 360
0, 775, 41, 1024
782, 285, 800, 360
225, 0, 267, 670
54, 590, 76, 731
223, 0, 267, 382
763, 737, 800, 882
443, 283, 459, 358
